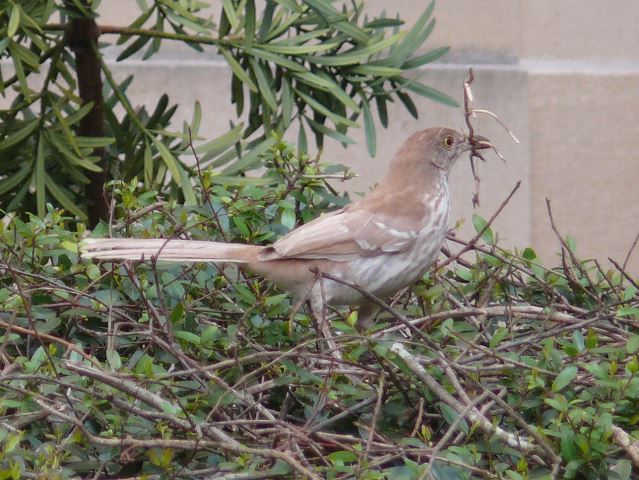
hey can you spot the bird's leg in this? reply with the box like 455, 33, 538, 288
307, 272, 343, 363
308, 298, 342, 362
356, 301, 380, 332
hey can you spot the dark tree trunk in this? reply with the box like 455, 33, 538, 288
68, 17, 108, 227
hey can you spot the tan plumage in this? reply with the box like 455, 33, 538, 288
81, 127, 489, 329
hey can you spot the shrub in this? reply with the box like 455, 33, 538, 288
0, 139, 638, 479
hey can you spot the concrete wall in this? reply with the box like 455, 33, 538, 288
8, 1, 639, 271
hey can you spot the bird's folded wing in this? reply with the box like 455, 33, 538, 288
257, 208, 417, 262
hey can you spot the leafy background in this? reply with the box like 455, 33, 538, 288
1, 1, 639, 479
0, 0, 452, 224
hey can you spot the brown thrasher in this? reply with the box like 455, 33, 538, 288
82, 127, 489, 329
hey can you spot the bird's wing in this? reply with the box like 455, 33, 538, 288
257, 208, 417, 262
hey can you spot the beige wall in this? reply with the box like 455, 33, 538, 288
6, 1, 639, 272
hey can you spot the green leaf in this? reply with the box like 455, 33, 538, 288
0, 119, 39, 152
544, 396, 567, 412
439, 402, 468, 433
196, 123, 244, 158
365, 18, 405, 29
3, 433, 21, 454
248, 47, 306, 72
305, 117, 356, 145
175, 331, 201, 345
627, 335, 639, 354
618, 307, 639, 319
552, 365, 578, 392
261, 41, 340, 55
34, 137, 46, 218
0, 37, 10, 56
390, 1, 435, 66
281, 77, 293, 128
250, 59, 277, 111
44, 131, 102, 172
169, 303, 185, 323
63, 101, 95, 126
397, 91, 418, 119
402, 46, 450, 69
375, 93, 389, 128
327, 450, 358, 464
151, 136, 180, 178
8, 5, 21, 37
45, 174, 86, 220
117, 34, 151, 61
361, 98, 376, 157
74, 136, 115, 150
472, 214, 495, 245
244, 0, 256, 48
304, 31, 405, 66
280, 207, 295, 230
258, 0, 276, 40
9, 41, 40, 68
294, 72, 360, 112
297, 121, 307, 153
400, 78, 459, 107
222, 136, 276, 174
272, 0, 302, 13
219, 47, 257, 92
221, 0, 239, 29
107, 349, 122, 370
489, 327, 508, 348
295, 89, 358, 128
350, 64, 404, 76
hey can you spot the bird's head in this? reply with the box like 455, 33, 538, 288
382, 127, 491, 191
417, 127, 490, 173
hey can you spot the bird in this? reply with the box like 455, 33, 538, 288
82, 127, 489, 330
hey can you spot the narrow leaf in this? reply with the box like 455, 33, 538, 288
403, 46, 450, 69
35, 137, 46, 217
281, 77, 293, 129
0, 119, 39, 152
222, 136, 276, 174
45, 174, 86, 219
244, 0, 256, 48
8, 5, 21, 37
195, 124, 244, 157
250, 59, 277, 111
305, 117, 356, 145
221, 0, 239, 29
361, 98, 376, 157
304, 31, 405, 66
295, 89, 358, 128
399, 78, 459, 107
219, 47, 257, 92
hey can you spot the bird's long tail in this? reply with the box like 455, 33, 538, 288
81, 238, 260, 263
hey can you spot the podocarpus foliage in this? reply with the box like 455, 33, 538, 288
0, 138, 638, 479
0, 0, 453, 225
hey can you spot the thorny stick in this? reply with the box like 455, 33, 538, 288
438, 180, 521, 270
463, 68, 517, 207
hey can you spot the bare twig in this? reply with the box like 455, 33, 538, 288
462, 68, 517, 206
438, 181, 521, 270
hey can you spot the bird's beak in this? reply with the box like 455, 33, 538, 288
463, 134, 491, 151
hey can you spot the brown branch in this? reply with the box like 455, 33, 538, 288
438, 181, 521, 270
612, 425, 639, 467
34, 398, 321, 480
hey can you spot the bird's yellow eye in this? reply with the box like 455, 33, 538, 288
442, 136, 454, 149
